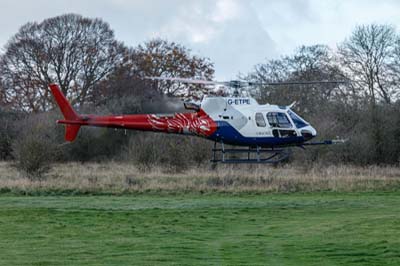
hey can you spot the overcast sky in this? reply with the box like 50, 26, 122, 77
1, 0, 400, 79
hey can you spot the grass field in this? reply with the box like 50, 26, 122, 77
0, 193, 399, 265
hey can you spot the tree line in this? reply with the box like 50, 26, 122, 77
1, 14, 400, 177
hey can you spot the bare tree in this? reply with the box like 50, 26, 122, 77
133, 39, 214, 100
248, 59, 290, 84
0, 14, 126, 112
94, 39, 215, 113
93, 58, 162, 115
248, 45, 346, 111
0, 82, 6, 107
389, 38, 400, 93
338, 24, 396, 104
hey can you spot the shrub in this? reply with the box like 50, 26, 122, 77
124, 133, 209, 172
12, 113, 61, 180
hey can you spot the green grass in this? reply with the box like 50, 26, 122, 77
0, 193, 399, 265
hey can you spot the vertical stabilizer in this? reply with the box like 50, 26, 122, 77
49, 84, 81, 142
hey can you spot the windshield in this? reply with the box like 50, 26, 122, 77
288, 110, 309, 129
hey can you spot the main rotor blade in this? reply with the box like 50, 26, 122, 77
145, 77, 225, 85
248, 80, 349, 86
145, 77, 349, 88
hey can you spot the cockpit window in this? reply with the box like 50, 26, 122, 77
288, 110, 308, 128
267, 112, 292, 128
255, 112, 266, 127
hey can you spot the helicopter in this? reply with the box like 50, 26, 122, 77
49, 77, 346, 163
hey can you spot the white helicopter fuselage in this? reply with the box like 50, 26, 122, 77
201, 96, 317, 147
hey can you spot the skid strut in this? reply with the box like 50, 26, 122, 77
211, 141, 290, 164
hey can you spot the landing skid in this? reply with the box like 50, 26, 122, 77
211, 141, 290, 164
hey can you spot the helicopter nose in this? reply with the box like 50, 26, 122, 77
310, 127, 317, 137
300, 126, 317, 141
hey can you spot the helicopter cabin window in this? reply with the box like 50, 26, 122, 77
255, 112, 266, 127
267, 112, 292, 128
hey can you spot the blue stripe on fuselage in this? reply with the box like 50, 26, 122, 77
208, 121, 305, 147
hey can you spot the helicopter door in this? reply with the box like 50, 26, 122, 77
255, 112, 266, 127
266, 112, 297, 138
254, 112, 270, 137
